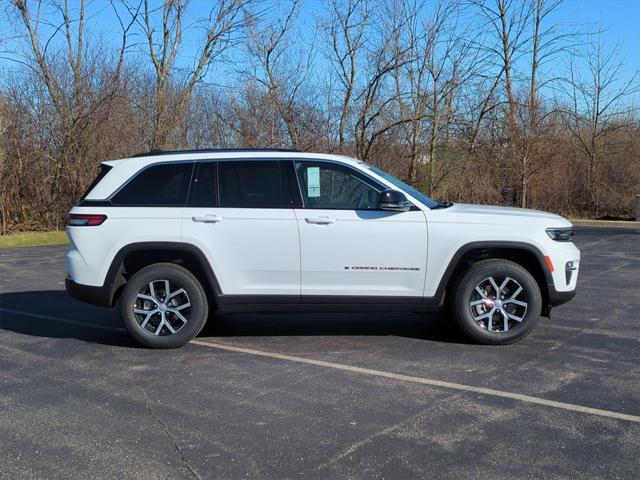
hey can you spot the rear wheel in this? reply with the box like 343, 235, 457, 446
120, 263, 208, 348
451, 259, 542, 345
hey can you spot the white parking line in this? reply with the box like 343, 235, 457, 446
2, 307, 638, 424
191, 339, 640, 424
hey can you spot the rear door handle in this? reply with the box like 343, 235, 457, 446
192, 215, 223, 223
305, 216, 336, 225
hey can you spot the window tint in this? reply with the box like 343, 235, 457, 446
190, 161, 218, 207
294, 161, 383, 209
111, 162, 193, 206
218, 161, 289, 208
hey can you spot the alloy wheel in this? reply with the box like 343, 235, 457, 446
133, 279, 191, 336
469, 276, 528, 332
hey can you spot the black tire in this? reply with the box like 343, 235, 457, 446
120, 263, 208, 348
451, 259, 542, 345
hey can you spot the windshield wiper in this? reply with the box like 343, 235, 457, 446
432, 200, 454, 209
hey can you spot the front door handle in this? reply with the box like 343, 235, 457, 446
305, 216, 336, 225
192, 215, 223, 223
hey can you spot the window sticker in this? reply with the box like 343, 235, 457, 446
307, 167, 321, 197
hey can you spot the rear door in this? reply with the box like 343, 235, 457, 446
181, 160, 300, 298
292, 160, 428, 300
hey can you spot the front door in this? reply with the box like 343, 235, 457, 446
292, 160, 428, 300
181, 160, 300, 298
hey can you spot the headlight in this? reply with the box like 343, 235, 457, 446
546, 227, 574, 241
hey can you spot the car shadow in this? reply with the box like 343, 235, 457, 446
205, 311, 470, 343
0, 290, 471, 346
0, 290, 138, 347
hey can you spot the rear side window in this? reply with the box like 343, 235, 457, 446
80, 163, 112, 200
111, 162, 193, 206
189, 161, 218, 207
218, 161, 290, 208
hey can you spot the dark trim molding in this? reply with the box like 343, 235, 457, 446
217, 294, 299, 305
72, 241, 225, 307
217, 298, 438, 314
65, 277, 112, 307
424, 240, 556, 307
547, 288, 576, 307
77, 199, 114, 207
67, 240, 565, 315
215, 294, 423, 313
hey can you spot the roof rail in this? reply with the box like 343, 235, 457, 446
131, 148, 301, 158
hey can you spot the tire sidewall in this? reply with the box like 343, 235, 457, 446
453, 260, 542, 345
120, 264, 208, 348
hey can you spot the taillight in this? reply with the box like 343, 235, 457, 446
67, 214, 107, 226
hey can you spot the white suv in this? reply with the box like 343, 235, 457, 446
66, 149, 580, 348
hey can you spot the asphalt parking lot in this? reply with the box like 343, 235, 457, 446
0, 227, 639, 479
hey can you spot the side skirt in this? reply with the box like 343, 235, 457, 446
215, 295, 443, 313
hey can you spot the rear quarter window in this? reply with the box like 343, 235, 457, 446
111, 162, 194, 207
80, 164, 113, 201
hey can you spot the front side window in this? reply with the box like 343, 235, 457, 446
218, 160, 290, 208
111, 162, 193, 206
294, 161, 383, 210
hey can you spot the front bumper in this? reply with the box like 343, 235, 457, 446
541, 284, 576, 318
547, 240, 580, 290
548, 287, 576, 307
537, 238, 580, 315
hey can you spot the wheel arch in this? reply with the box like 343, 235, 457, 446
432, 241, 554, 314
104, 242, 221, 307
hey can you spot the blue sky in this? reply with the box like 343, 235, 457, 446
1, 0, 638, 96
560, 0, 640, 80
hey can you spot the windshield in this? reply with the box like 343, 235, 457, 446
366, 165, 439, 209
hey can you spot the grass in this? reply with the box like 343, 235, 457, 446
0, 230, 68, 249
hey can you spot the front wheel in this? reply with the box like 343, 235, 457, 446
120, 263, 208, 348
451, 259, 542, 345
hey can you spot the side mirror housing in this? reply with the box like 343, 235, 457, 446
378, 189, 412, 212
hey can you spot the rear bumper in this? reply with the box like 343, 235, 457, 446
65, 277, 111, 307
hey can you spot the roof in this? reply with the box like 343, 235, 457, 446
131, 148, 301, 158
104, 149, 360, 167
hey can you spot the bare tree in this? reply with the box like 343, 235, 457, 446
6, 0, 137, 226
324, 0, 418, 160
10, 0, 136, 133
469, 0, 532, 207
350, 0, 417, 161
0, 0, 639, 234
471, 0, 532, 131
242, 0, 318, 148
559, 37, 639, 215
135, 0, 251, 149
519, 0, 569, 207
394, 0, 476, 191
469, 0, 571, 207
322, 0, 370, 150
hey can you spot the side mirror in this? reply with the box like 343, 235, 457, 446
378, 189, 412, 212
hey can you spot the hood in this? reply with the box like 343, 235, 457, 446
432, 203, 572, 227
